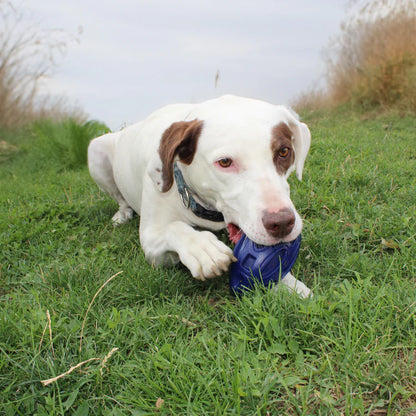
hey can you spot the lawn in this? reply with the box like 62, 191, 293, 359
1, 110, 415, 415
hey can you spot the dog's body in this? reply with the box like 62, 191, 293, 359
88, 95, 312, 297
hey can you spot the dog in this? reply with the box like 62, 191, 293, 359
88, 95, 312, 297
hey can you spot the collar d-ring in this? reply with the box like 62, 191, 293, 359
181, 186, 190, 209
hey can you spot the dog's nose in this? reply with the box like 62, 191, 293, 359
262, 208, 295, 238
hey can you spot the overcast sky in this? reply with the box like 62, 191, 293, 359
24, 0, 348, 130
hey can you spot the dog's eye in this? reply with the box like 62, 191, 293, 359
278, 147, 290, 158
217, 158, 233, 168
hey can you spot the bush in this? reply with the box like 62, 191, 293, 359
33, 119, 110, 168
295, 0, 416, 113
0, 2, 82, 128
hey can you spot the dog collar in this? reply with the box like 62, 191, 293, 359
173, 163, 224, 223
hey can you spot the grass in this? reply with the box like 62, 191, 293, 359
32, 119, 110, 169
294, 0, 416, 115
0, 112, 415, 415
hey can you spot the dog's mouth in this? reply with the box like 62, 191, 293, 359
227, 223, 243, 244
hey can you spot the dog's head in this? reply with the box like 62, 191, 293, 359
150, 95, 311, 246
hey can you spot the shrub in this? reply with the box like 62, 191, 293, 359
295, 0, 416, 113
0, 2, 82, 128
33, 119, 110, 168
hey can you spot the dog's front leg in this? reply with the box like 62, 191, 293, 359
140, 220, 236, 281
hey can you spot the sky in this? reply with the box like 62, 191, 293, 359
23, 0, 348, 130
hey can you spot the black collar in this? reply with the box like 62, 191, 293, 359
173, 163, 224, 223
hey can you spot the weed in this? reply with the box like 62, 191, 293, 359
32, 119, 110, 169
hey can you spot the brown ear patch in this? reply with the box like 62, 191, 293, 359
159, 119, 204, 192
271, 122, 295, 175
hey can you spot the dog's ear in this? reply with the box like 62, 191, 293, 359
288, 119, 311, 180
149, 119, 204, 193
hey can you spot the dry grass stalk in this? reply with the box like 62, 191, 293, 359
38, 322, 48, 353
79, 271, 123, 352
41, 357, 99, 386
41, 347, 119, 386
46, 309, 55, 359
100, 347, 119, 375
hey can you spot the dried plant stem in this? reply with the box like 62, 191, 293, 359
46, 310, 55, 359
79, 271, 123, 352
41, 357, 99, 386
41, 347, 119, 386
100, 347, 119, 375
38, 322, 48, 353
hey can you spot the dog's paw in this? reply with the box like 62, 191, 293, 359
112, 207, 134, 226
278, 272, 313, 299
178, 231, 236, 281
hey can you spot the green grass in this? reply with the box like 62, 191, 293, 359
32, 119, 110, 169
0, 113, 415, 415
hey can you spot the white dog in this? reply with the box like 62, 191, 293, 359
88, 95, 312, 297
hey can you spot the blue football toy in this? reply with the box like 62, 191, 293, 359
229, 234, 301, 295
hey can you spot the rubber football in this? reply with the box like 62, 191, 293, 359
229, 234, 301, 295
